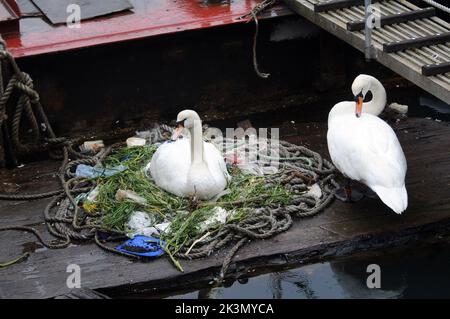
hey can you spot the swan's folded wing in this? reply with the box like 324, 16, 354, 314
205, 142, 231, 183
328, 115, 407, 188
362, 116, 407, 188
149, 140, 191, 196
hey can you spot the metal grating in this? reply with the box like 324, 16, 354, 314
283, 0, 450, 104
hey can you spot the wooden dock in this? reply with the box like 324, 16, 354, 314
283, 0, 450, 104
1, 116, 450, 298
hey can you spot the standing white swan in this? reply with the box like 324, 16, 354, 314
327, 74, 408, 214
149, 110, 229, 200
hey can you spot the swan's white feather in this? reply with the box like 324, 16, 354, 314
149, 138, 229, 199
327, 112, 408, 214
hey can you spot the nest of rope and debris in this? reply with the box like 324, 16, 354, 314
61, 129, 338, 275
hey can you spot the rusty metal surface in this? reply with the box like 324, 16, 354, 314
3, 0, 293, 58
31, 0, 133, 25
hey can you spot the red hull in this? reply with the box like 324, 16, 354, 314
4, 0, 292, 58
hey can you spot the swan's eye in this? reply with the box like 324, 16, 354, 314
176, 119, 186, 127
354, 91, 364, 102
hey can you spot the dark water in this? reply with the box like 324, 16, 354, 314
167, 241, 450, 299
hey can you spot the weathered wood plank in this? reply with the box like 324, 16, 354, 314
0, 117, 450, 298
54, 288, 110, 299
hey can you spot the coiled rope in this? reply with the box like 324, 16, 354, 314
0, 122, 338, 277
155, 125, 338, 277
0, 40, 144, 264
0, 39, 338, 279
175, 138, 338, 279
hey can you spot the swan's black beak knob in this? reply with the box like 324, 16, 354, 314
172, 119, 185, 140
355, 92, 363, 118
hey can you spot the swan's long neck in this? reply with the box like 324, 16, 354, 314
189, 119, 204, 165
364, 77, 386, 116
329, 77, 386, 121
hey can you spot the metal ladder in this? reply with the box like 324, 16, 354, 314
283, 0, 450, 104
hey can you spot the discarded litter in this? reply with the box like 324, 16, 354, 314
116, 235, 165, 257
305, 183, 322, 199
82, 186, 100, 213
199, 207, 230, 232
388, 102, 408, 114
75, 164, 127, 178
79, 140, 105, 154
155, 222, 171, 233
126, 137, 146, 148
127, 211, 158, 238
115, 189, 148, 206
12, 126, 336, 275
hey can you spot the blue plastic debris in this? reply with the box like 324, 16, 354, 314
75, 164, 127, 178
115, 235, 165, 257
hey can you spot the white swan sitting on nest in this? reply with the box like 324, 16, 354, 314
327, 74, 408, 214
149, 110, 230, 200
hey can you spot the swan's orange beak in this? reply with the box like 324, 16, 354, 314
355, 96, 363, 118
171, 124, 184, 140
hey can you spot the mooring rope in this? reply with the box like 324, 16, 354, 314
0, 38, 337, 280
175, 138, 338, 279
240, 0, 277, 79
0, 40, 142, 265
158, 125, 337, 278
0, 122, 338, 277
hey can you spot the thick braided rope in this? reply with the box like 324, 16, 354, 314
170, 132, 338, 279
0, 122, 337, 276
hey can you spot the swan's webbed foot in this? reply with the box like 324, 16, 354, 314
335, 180, 363, 203
362, 187, 379, 200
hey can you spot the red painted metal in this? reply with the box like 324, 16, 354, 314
0, 0, 21, 33
0, 0, 20, 20
3, 0, 292, 58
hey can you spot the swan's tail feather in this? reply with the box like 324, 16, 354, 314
371, 185, 408, 214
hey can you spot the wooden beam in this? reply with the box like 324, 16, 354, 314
347, 7, 436, 32
422, 61, 450, 76
383, 32, 450, 53
313, 0, 381, 13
